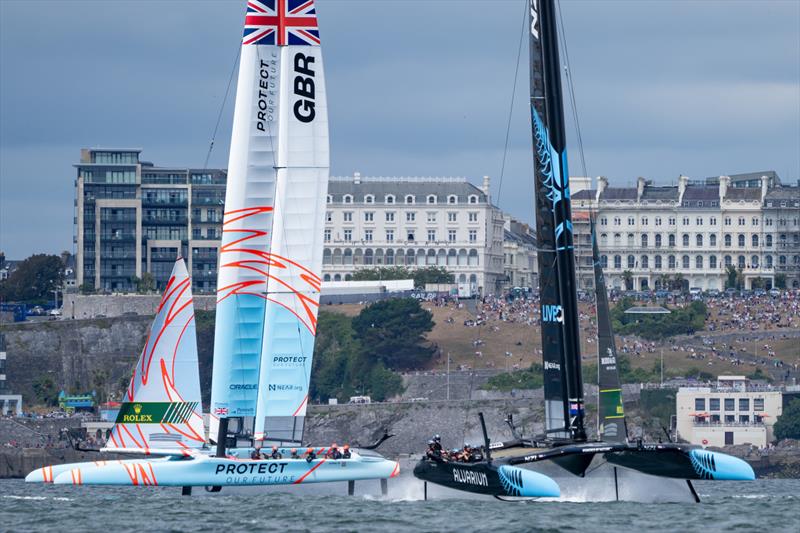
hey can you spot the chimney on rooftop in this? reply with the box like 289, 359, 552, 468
678, 175, 689, 202
353, 171, 361, 184
719, 175, 730, 201
636, 176, 646, 201
482, 175, 490, 195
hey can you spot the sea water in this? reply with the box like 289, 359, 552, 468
0, 478, 797, 532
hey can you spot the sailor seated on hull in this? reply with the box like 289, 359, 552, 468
424, 435, 483, 464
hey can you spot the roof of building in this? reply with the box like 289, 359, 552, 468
764, 186, 800, 201
572, 189, 596, 200
327, 177, 488, 203
600, 187, 637, 201
725, 187, 761, 201
504, 228, 536, 247
641, 186, 678, 201
682, 185, 720, 207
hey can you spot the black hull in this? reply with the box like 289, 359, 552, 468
413, 459, 560, 498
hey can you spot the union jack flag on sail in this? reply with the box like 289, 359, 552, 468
243, 0, 320, 46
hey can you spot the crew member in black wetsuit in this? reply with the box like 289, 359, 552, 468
342, 445, 351, 459
432, 434, 443, 454
305, 447, 316, 462
290, 448, 299, 459
251, 446, 263, 460
270, 445, 282, 459
326, 443, 342, 459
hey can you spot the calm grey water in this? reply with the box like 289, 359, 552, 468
1, 478, 797, 532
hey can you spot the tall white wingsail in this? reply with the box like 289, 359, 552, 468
211, 0, 328, 443
107, 258, 205, 451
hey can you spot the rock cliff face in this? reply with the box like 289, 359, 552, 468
1, 317, 153, 402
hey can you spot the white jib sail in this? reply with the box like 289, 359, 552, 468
107, 258, 205, 451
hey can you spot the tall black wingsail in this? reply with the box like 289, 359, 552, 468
591, 220, 627, 443
529, 0, 586, 441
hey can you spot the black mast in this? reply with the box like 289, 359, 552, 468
529, 0, 586, 442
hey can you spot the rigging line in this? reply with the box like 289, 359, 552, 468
496, 0, 528, 205
203, 45, 241, 170
555, 0, 588, 179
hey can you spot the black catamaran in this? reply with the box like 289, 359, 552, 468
414, 0, 755, 500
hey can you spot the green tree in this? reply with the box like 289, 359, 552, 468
136, 272, 156, 294
352, 298, 435, 369
0, 254, 64, 303
751, 277, 767, 290
611, 297, 707, 340
351, 266, 453, 288
411, 266, 454, 288
773, 399, 800, 441
482, 364, 543, 391
724, 265, 738, 289
774, 274, 787, 289
32, 376, 59, 406
622, 270, 634, 291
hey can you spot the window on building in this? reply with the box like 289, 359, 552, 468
405, 195, 415, 204
364, 212, 374, 222
600, 217, 607, 226
427, 212, 437, 223
779, 255, 787, 266
628, 216, 635, 225
695, 255, 703, 269
696, 217, 703, 226
765, 218, 773, 226
669, 217, 676, 226
738, 234, 745, 247
710, 217, 717, 226
766, 234, 772, 247
343, 211, 353, 222
614, 217, 621, 225
752, 217, 759, 226
364, 230, 373, 242
364, 195, 374, 204
468, 212, 478, 222
709, 255, 717, 269
614, 255, 622, 269
669, 234, 676, 247
385, 194, 395, 204
448, 212, 457, 222
725, 234, 732, 247
406, 212, 416, 222
343, 194, 353, 204
668, 255, 676, 268
386, 230, 394, 242
725, 415, 735, 424
682, 234, 689, 247
324, 229, 331, 242
766, 255, 773, 268
696, 234, 703, 247
469, 230, 477, 242
654, 255, 662, 269
710, 234, 716, 246
447, 195, 457, 204
738, 398, 749, 411
724, 255, 732, 267
681, 255, 689, 269
751, 255, 758, 268
642, 217, 648, 226
655, 217, 662, 226
427, 195, 437, 204
752, 235, 758, 247
695, 398, 706, 411
641, 255, 649, 268
468, 195, 478, 204
448, 229, 457, 242
754, 398, 764, 411
325, 211, 332, 223
655, 234, 662, 247
386, 212, 395, 222
738, 255, 745, 268
627, 255, 635, 268
343, 229, 352, 241
739, 415, 750, 423
709, 398, 720, 411
600, 255, 608, 268
407, 230, 415, 242
641, 234, 648, 247
427, 230, 436, 242
682, 217, 689, 225
627, 233, 635, 247
738, 217, 745, 226
724, 398, 735, 411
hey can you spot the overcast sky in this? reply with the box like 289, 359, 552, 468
1, 0, 798, 259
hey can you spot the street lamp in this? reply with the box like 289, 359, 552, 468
625, 305, 671, 386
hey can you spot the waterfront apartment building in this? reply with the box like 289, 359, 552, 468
675, 376, 783, 448
502, 217, 538, 290
323, 174, 506, 295
571, 172, 800, 291
75, 148, 225, 293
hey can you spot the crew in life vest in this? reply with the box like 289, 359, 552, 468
305, 447, 316, 462
251, 446, 263, 460
290, 448, 299, 459
270, 445, 282, 460
326, 443, 342, 459
342, 444, 351, 459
